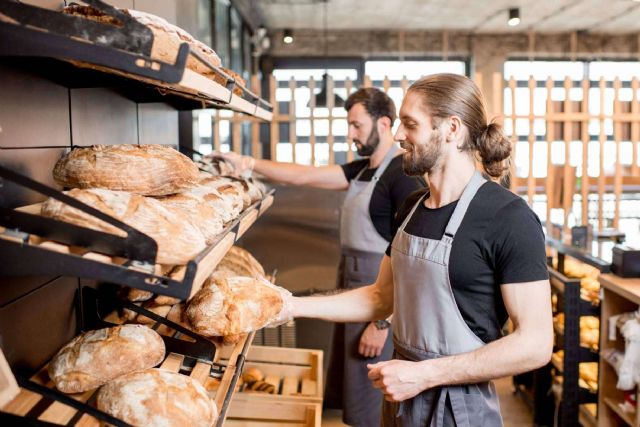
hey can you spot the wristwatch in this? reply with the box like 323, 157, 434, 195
374, 319, 391, 330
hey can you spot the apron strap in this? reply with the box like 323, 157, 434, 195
443, 171, 486, 239
353, 144, 399, 181
397, 191, 428, 233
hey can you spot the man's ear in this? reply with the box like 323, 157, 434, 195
377, 116, 392, 133
446, 116, 463, 143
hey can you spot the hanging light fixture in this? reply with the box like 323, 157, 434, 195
308, 0, 344, 108
283, 29, 294, 44
507, 7, 520, 27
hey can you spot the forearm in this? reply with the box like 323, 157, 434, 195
420, 327, 552, 388
291, 284, 392, 323
252, 159, 315, 186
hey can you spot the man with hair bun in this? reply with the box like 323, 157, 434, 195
270, 73, 553, 425
218, 87, 424, 426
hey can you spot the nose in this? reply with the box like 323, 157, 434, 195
394, 125, 406, 142
347, 126, 356, 140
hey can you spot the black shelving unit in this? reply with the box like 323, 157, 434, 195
547, 236, 611, 426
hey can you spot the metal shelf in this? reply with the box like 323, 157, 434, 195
0, 164, 275, 300
0, 0, 272, 117
546, 236, 612, 273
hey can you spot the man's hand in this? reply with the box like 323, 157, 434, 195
358, 322, 389, 358
214, 151, 255, 177
367, 359, 430, 402
259, 278, 294, 328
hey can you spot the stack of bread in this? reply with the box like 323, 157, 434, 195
42, 144, 266, 266
554, 257, 601, 304
62, 5, 247, 94
47, 324, 218, 426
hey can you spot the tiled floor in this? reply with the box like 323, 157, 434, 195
322, 376, 533, 426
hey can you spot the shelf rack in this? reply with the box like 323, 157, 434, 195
0, 0, 272, 118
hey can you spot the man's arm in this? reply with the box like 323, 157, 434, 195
292, 255, 394, 322
368, 280, 553, 402
218, 151, 349, 190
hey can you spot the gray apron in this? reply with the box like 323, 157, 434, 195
324, 145, 398, 427
383, 171, 503, 427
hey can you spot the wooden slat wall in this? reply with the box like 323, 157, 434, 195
215, 72, 640, 232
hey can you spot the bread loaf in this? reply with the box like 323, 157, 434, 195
63, 5, 221, 75
53, 145, 199, 196
183, 181, 240, 224
156, 191, 224, 243
40, 188, 207, 265
246, 380, 276, 394
242, 367, 264, 384
215, 246, 265, 278
185, 276, 283, 336
96, 368, 217, 427
48, 325, 165, 393
199, 175, 250, 211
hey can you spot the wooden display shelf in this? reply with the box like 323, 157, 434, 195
604, 397, 636, 426
219, 345, 323, 404
225, 400, 321, 427
0, 328, 254, 427
597, 275, 640, 427
2, 191, 274, 301
599, 274, 640, 306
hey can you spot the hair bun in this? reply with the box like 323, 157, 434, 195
476, 121, 511, 178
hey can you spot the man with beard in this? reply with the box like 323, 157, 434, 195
218, 87, 424, 427
268, 74, 553, 426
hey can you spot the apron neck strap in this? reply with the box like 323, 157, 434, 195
443, 171, 486, 238
398, 189, 428, 232
354, 144, 399, 181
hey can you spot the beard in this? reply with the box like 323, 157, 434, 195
354, 126, 380, 157
402, 129, 443, 176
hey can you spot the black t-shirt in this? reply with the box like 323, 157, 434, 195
341, 155, 425, 242
385, 180, 549, 343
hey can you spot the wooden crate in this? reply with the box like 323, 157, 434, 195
219, 345, 323, 404
226, 398, 321, 427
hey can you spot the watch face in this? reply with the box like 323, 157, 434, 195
375, 319, 391, 330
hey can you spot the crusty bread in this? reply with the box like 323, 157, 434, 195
63, 5, 221, 75
215, 246, 265, 279
199, 175, 250, 211
185, 276, 283, 336
156, 191, 224, 243
96, 368, 217, 427
53, 145, 199, 196
242, 367, 264, 384
48, 325, 165, 393
40, 188, 207, 265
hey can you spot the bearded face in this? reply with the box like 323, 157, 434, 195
354, 124, 380, 157
401, 125, 444, 176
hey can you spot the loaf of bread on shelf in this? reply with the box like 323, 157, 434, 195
245, 380, 276, 394
63, 5, 221, 75
156, 191, 224, 243
185, 276, 283, 336
198, 156, 236, 176
48, 324, 165, 393
53, 145, 200, 196
96, 368, 217, 427
40, 188, 207, 265
199, 175, 251, 211
242, 367, 264, 384
215, 246, 266, 279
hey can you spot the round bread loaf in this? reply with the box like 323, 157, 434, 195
53, 145, 199, 196
97, 368, 217, 427
242, 367, 264, 384
48, 325, 165, 393
215, 246, 265, 279
185, 276, 283, 336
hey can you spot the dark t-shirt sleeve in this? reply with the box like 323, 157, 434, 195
385, 189, 428, 256
485, 198, 549, 285
340, 159, 368, 182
